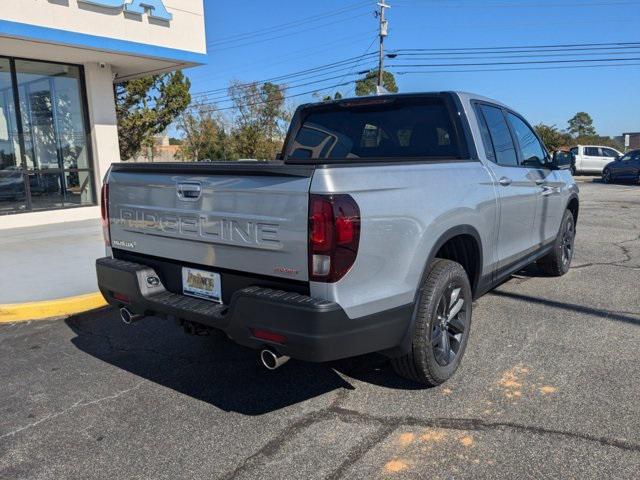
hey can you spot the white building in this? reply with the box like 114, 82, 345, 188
0, 0, 206, 229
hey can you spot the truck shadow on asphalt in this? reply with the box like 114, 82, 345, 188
64, 310, 422, 416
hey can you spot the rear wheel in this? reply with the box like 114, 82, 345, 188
602, 168, 612, 184
539, 209, 576, 276
391, 259, 472, 386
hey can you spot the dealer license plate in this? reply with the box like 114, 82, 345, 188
182, 267, 222, 303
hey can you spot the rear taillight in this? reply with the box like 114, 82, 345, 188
309, 194, 360, 283
101, 182, 110, 247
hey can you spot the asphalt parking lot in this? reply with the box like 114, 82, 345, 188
1, 178, 639, 479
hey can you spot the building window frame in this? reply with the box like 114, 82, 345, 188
0, 55, 96, 215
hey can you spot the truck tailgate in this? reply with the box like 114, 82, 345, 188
107, 163, 314, 282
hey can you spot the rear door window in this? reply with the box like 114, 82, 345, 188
478, 105, 518, 167
584, 147, 600, 156
287, 97, 462, 161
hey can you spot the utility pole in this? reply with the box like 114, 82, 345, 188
376, 1, 390, 92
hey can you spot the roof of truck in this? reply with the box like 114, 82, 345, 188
300, 91, 511, 110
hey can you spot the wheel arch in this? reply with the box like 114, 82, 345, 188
424, 225, 484, 298
387, 225, 483, 359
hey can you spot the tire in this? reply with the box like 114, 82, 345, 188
391, 259, 472, 386
538, 209, 576, 277
570, 165, 577, 176
602, 168, 612, 184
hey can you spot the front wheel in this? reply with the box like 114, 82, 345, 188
391, 259, 472, 386
538, 209, 576, 276
602, 168, 612, 184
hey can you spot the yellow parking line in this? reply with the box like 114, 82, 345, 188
0, 293, 108, 324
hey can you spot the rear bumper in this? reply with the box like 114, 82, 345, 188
96, 257, 412, 362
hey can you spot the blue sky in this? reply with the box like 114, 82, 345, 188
186, 0, 640, 137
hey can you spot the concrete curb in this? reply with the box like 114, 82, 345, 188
0, 293, 108, 324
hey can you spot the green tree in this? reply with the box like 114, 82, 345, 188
321, 91, 343, 102
227, 81, 290, 160
116, 71, 191, 160
175, 102, 232, 161
534, 124, 572, 151
355, 70, 398, 96
567, 112, 596, 137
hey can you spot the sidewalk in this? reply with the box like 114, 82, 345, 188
0, 219, 105, 305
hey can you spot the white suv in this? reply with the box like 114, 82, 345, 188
570, 145, 622, 174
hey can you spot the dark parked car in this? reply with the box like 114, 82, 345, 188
602, 149, 640, 184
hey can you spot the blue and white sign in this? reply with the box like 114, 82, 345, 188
78, 0, 173, 22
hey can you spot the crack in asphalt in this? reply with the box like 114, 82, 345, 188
329, 406, 640, 454
572, 233, 640, 271
325, 423, 396, 480
219, 396, 640, 479
571, 262, 640, 271
0, 381, 146, 440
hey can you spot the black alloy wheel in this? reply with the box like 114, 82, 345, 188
432, 283, 467, 367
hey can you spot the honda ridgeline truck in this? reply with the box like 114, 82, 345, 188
97, 92, 579, 386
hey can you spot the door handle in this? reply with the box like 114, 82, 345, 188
541, 185, 557, 196
498, 177, 512, 187
535, 179, 546, 186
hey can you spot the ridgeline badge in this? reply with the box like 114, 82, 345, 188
78, 0, 172, 22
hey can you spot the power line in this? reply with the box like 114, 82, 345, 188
386, 56, 640, 68
389, 41, 640, 52
188, 29, 378, 82
191, 65, 376, 104
390, 45, 640, 56
206, 1, 370, 47
207, 12, 372, 51
393, 0, 640, 8
393, 62, 640, 75
189, 53, 378, 97
199, 79, 361, 113
322, 35, 379, 98
188, 59, 640, 114
388, 49, 640, 61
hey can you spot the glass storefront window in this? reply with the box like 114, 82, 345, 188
0, 58, 27, 214
0, 57, 95, 215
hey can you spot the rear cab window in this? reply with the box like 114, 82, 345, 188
285, 95, 467, 163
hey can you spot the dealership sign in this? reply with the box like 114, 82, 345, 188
78, 0, 172, 22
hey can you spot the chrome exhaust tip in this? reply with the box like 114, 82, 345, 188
119, 307, 144, 325
260, 349, 290, 370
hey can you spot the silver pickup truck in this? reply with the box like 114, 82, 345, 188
96, 92, 578, 386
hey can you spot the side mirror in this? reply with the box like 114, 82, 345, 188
275, 152, 283, 161
551, 151, 573, 170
